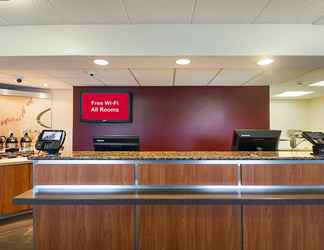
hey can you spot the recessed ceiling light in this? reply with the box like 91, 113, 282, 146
43, 83, 48, 87
257, 57, 274, 66
176, 58, 191, 65
310, 80, 324, 87
274, 91, 314, 97
93, 59, 109, 66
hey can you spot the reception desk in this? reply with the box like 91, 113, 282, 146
15, 151, 324, 250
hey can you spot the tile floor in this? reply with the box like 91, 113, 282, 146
0, 216, 32, 250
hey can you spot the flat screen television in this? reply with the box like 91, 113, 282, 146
80, 91, 132, 123
232, 129, 281, 151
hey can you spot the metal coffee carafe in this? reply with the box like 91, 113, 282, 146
5, 133, 19, 158
20, 132, 33, 155
0, 136, 6, 154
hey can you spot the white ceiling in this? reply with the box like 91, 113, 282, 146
0, 56, 324, 99
1, 0, 324, 99
1, 0, 324, 25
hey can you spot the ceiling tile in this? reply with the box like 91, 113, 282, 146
0, 73, 18, 85
284, 68, 324, 85
50, 0, 128, 24
26, 77, 72, 89
0, 0, 60, 25
0, 69, 51, 82
93, 69, 138, 86
0, 73, 71, 89
175, 69, 219, 85
45, 69, 89, 79
270, 78, 324, 100
315, 17, 324, 24
0, 0, 128, 25
74, 82, 105, 86
123, 0, 194, 23
193, 0, 269, 23
44, 69, 100, 85
131, 69, 173, 85
246, 68, 314, 85
210, 69, 261, 85
255, 0, 324, 24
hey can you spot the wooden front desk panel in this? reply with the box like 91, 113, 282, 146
34, 164, 135, 185
35, 205, 134, 250
244, 205, 324, 250
0, 163, 32, 215
139, 205, 241, 250
242, 164, 324, 250
33, 164, 134, 250
241, 164, 324, 185
30, 162, 324, 250
138, 164, 239, 250
138, 164, 237, 185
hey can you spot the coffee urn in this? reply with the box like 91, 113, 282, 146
0, 136, 6, 155
5, 133, 19, 158
20, 132, 33, 156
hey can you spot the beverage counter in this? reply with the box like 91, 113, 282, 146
15, 151, 324, 250
0, 157, 32, 219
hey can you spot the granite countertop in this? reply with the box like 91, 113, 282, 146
0, 157, 31, 167
29, 151, 324, 161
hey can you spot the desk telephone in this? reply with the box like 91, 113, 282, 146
302, 131, 324, 156
35, 130, 66, 155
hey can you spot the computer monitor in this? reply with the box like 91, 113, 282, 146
93, 136, 140, 151
232, 129, 281, 151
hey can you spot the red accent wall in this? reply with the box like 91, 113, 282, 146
73, 86, 269, 151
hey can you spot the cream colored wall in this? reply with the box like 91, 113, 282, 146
50, 89, 73, 152
308, 97, 324, 132
270, 99, 311, 150
271, 97, 324, 150
0, 90, 73, 152
0, 95, 51, 142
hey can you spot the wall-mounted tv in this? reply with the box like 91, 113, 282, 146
80, 91, 132, 123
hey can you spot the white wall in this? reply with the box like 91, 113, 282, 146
270, 99, 311, 149
50, 89, 73, 152
0, 95, 51, 138
270, 97, 324, 150
308, 97, 324, 132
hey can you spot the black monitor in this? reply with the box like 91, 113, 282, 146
232, 129, 281, 151
93, 136, 140, 151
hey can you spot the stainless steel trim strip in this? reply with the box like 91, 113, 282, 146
33, 184, 324, 194
34, 185, 240, 194
237, 163, 242, 194
33, 159, 324, 165
134, 163, 139, 185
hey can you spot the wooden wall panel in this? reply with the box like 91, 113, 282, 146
73, 86, 269, 151
244, 205, 324, 250
139, 164, 237, 185
35, 205, 134, 250
34, 164, 134, 185
0, 163, 32, 215
242, 164, 324, 185
139, 205, 241, 250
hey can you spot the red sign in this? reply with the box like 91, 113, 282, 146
81, 92, 132, 122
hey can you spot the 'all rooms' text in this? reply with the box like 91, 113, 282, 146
90, 100, 120, 112
91, 107, 119, 112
